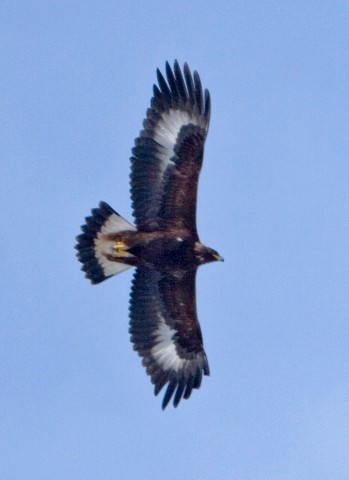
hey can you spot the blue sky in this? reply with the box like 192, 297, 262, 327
1, 1, 349, 479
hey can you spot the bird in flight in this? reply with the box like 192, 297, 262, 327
75, 61, 223, 409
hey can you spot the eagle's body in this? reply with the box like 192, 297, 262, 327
97, 228, 219, 270
76, 61, 222, 409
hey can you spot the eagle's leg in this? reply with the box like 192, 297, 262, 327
114, 240, 131, 257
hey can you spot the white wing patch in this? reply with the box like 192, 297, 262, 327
151, 321, 185, 372
153, 109, 204, 170
94, 212, 136, 277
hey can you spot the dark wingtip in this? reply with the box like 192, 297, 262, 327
157, 67, 171, 99
204, 88, 211, 123
173, 380, 185, 408
161, 381, 177, 410
193, 70, 203, 114
149, 61, 210, 127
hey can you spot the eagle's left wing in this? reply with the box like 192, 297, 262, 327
130, 61, 211, 235
129, 266, 209, 409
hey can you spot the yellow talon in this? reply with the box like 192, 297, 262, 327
114, 241, 129, 257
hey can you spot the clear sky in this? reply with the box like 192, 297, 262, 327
1, 1, 349, 479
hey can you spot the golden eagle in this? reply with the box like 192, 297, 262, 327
75, 61, 223, 409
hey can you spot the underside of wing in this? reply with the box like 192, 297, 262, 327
130, 61, 211, 234
129, 266, 209, 409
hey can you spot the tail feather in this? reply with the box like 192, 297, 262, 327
75, 201, 136, 284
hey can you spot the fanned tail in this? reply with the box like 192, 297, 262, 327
75, 201, 136, 284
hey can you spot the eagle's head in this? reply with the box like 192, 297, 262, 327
194, 242, 224, 265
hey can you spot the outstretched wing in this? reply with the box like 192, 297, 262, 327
130, 61, 211, 235
129, 266, 210, 409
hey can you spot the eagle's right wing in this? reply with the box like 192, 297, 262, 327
129, 266, 210, 409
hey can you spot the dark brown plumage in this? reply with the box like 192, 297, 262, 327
75, 61, 223, 409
